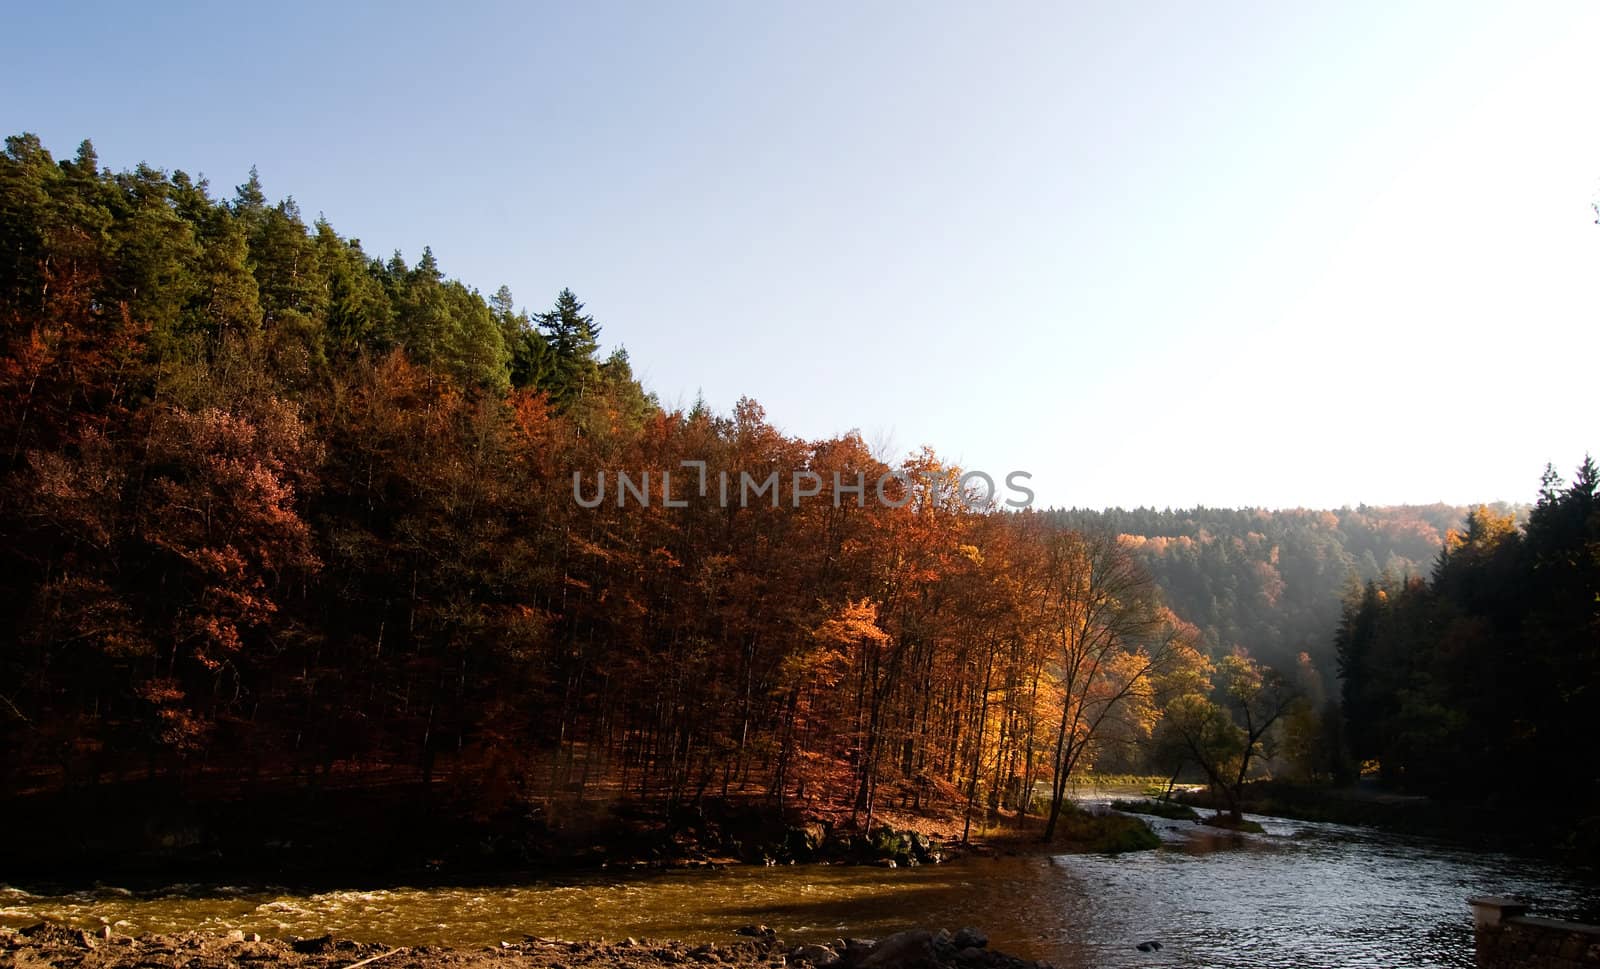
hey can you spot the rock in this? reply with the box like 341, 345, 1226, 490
19, 924, 93, 949
804, 822, 829, 848
789, 943, 840, 966
842, 938, 876, 962
97, 925, 113, 941
880, 858, 897, 868
737, 924, 776, 938
244, 932, 262, 943
953, 946, 988, 966
224, 930, 246, 943
292, 934, 336, 954
858, 930, 938, 969
729, 940, 769, 961
953, 928, 988, 950
1135, 940, 1163, 952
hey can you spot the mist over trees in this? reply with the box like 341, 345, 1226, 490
1049, 504, 1504, 673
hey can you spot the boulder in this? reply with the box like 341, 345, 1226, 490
857, 930, 938, 969
953, 928, 988, 950
19, 924, 93, 949
841, 938, 877, 963
789, 943, 841, 966
291, 934, 336, 954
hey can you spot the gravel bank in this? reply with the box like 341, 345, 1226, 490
0, 922, 1052, 969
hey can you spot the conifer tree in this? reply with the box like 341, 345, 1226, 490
537, 288, 600, 409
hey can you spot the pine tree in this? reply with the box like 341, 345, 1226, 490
598, 346, 658, 430
491, 285, 554, 390
537, 288, 601, 409
248, 198, 327, 372
442, 283, 510, 391
317, 221, 390, 356
233, 165, 266, 218
190, 211, 261, 339
109, 162, 200, 352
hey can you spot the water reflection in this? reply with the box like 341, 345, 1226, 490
2, 811, 1595, 969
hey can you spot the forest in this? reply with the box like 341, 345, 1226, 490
1, 134, 1594, 873
1337, 469, 1600, 816
1052, 504, 1514, 673
0, 134, 1212, 857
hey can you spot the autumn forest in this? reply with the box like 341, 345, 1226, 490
2, 134, 1596, 876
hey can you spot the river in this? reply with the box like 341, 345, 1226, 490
3, 804, 1596, 968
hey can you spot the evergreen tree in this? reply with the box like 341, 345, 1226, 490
491, 285, 554, 390
248, 198, 327, 374
109, 161, 200, 353
317, 222, 390, 357
537, 288, 600, 409
598, 346, 657, 431
189, 211, 261, 340
233, 165, 266, 219
442, 282, 510, 391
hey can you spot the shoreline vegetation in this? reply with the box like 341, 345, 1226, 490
18, 772, 1583, 912
0, 922, 1054, 969
0, 775, 1170, 890
1173, 780, 1600, 860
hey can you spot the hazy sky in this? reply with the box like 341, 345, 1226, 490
8, 2, 1598, 509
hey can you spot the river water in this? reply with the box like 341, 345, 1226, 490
3, 806, 1596, 968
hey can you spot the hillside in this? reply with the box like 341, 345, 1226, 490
1050, 504, 1522, 672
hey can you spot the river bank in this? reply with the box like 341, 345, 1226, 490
0, 922, 1048, 969
0, 778, 1157, 889
1172, 780, 1600, 864
6, 819, 1600, 968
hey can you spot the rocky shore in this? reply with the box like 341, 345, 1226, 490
0, 923, 1052, 969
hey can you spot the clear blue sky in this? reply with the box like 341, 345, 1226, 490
7, 1, 1597, 509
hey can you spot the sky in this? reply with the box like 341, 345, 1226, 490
7, 1, 1598, 510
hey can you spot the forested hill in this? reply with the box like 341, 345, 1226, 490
4, 133, 1582, 876
1049, 505, 1520, 672
3, 132, 1223, 848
